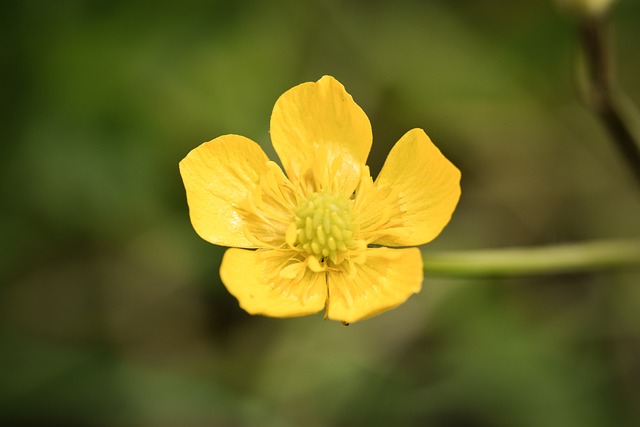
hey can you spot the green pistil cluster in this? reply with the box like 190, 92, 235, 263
294, 190, 354, 263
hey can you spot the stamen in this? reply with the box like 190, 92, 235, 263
291, 190, 355, 265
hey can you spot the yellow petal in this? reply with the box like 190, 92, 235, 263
179, 135, 270, 248
326, 247, 423, 323
220, 248, 327, 318
371, 128, 461, 246
270, 75, 372, 195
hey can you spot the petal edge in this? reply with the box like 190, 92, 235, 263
326, 247, 423, 323
371, 129, 461, 246
220, 248, 327, 318
270, 76, 372, 194
179, 135, 270, 248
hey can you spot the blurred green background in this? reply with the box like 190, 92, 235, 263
2, 0, 640, 426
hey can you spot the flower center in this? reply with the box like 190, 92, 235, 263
293, 190, 354, 263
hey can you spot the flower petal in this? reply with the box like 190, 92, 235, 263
179, 135, 270, 248
326, 247, 423, 323
270, 75, 372, 195
371, 128, 461, 246
220, 248, 327, 317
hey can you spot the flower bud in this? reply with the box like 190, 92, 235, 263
556, 0, 616, 17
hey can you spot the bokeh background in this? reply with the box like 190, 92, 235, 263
2, 0, 640, 426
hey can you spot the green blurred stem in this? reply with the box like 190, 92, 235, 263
579, 15, 640, 187
423, 239, 640, 278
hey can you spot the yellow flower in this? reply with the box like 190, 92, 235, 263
179, 76, 461, 323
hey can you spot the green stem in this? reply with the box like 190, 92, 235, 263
423, 239, 640, 278
579, 15, 640, 187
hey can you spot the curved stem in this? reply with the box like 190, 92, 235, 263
579, 15, 640, 187
423, 239, 640, 278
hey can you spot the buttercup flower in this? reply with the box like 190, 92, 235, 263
180, 76, 461, 323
